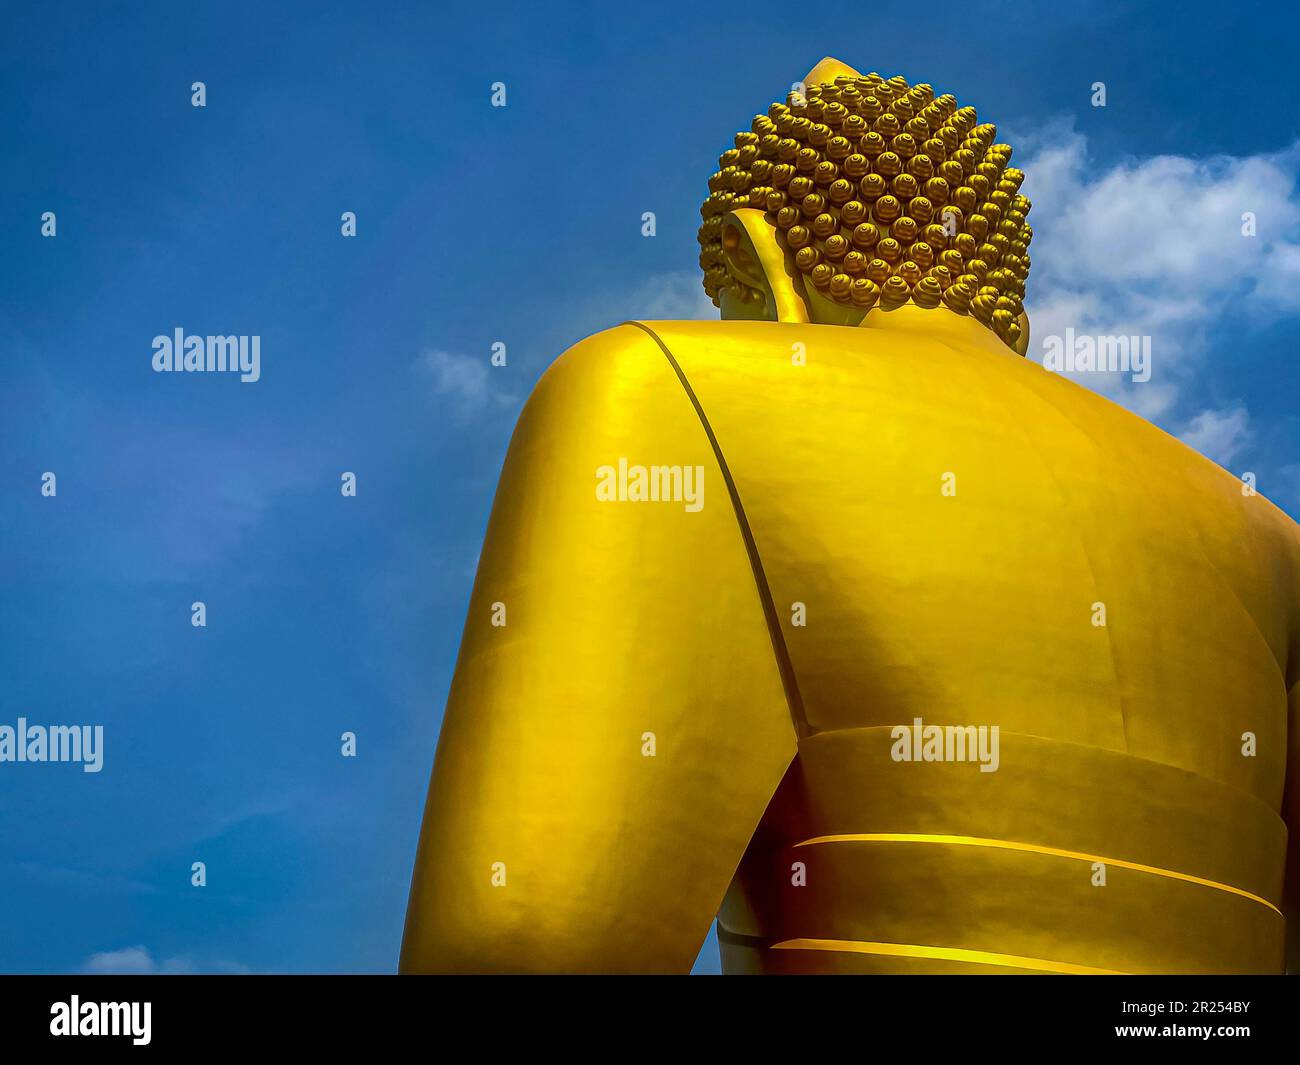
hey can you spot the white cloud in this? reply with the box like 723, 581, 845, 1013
83, 945, 251, 975
1178, 406, 1253, 468
83, 946, 158, 975
1017, 125, 1300, 441
586, 270, 717, 326
1255, 241, 1300, 307
627, 271, 718, 320
414, 349, 516, 412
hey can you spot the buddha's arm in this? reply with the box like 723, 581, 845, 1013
399, 326, 797, 973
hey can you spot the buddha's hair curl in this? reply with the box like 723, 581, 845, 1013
698, 71, 1032, 349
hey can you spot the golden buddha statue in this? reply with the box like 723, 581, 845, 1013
400, 58, 1300, 975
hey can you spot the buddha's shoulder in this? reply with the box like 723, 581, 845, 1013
555, 316, 1087, 411
534, 318, 1300, 554
539, 316, 1019, 408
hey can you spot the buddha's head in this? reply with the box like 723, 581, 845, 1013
698, 57, 1033, 354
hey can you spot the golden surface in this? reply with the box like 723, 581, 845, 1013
399, 324, 798, 973
793, 836, 1282, 915
403, 308, 1300, 974
402, 59, 1300, 975
770, 939, 1127, 976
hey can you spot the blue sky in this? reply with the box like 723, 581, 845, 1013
1, 0, 1297, 974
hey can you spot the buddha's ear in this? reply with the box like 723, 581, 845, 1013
1014, 310, 1031, 356
720, 208, 810, 323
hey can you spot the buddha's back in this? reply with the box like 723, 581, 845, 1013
639, 311, 1299, 974
401, 310, 1300, 974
